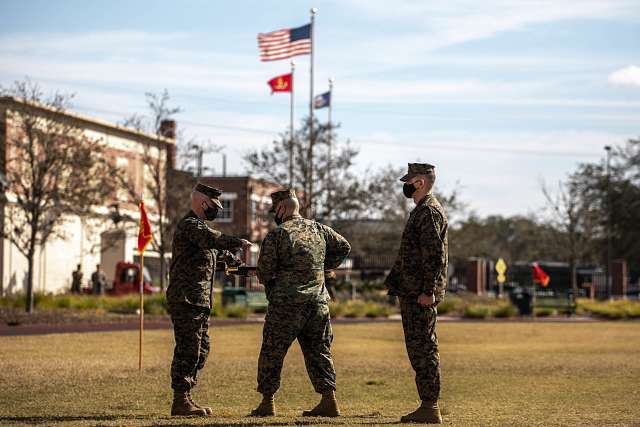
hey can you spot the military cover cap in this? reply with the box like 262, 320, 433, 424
400, 162, 436, 182
194, 182, 223, 209
269, 188, 297, 212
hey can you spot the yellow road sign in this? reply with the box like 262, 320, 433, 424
496, 258, 507, 284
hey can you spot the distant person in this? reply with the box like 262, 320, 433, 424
91, 264, 107, 295
251, 189, 351, 417
70, 264, 83, 294
166, 183, 252, 417
384, 163, 449, 424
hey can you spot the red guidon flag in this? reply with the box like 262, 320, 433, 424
137, 200, 153, 254
267, 73, 292, 94
532, 262, 550, 287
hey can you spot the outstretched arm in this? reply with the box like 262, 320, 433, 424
321, 224, 351, 270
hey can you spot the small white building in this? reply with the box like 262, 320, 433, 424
0, 96, 176, 295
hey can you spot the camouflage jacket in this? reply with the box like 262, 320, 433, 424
257, 214, 351, 305
167, 211, 244, 308
385, 194, 448, 301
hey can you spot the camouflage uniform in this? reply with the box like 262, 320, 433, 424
385, 168, 448, 403
256, 213, 350, 396
167, 210, 244, 392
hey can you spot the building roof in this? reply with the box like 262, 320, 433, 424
0, 96, 175, 147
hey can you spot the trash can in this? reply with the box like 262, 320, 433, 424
510, 287, 532, 315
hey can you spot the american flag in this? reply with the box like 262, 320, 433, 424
258, 23, 311, 61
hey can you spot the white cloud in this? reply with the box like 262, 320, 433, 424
608, 65, 640, 88
0, 31, 190, 55
340, 0, 640, 51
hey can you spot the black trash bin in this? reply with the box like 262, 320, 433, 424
510, 287, 533, 316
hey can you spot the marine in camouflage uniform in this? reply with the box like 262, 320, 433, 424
166, 183, 247, 416
385, 163, 448, 424
251, 189, 350, 417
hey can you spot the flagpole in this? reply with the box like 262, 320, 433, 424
139, 250, 144, 371
308, 7, 317, 217
290, 60, 295, 188
139, 194, 144, 372
327, 77, 334, 217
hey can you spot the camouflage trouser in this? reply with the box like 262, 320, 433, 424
168, 303, 211, 392
399, 297, 441, 402
257, 301, 336, 396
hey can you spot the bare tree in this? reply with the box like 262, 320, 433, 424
541, 176, 596, 298
119, 90, 181, 290
245, 116, 362, 222
1, 80, 119, 312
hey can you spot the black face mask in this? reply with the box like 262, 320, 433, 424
202, 203, 218, 221
403, 182, 417, 198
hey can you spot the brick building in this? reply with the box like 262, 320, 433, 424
0, 96, 175, 295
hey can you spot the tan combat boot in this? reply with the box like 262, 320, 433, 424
400, 400, 443, 424
250, 394, 275, 416
170, 391, 208, 417
302, 391, 341, 417
187, 391, 213, 415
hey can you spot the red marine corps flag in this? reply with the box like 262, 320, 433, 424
268, 73, 293, 94
532, 262, 550, 287
137, 198, 153, 371
137, 200, 153, 254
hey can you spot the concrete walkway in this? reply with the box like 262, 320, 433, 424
0, 314, 605, 336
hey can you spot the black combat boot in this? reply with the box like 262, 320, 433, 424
250, 394, 275, 416
302, 390, 340, 417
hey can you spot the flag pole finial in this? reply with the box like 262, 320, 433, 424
310, 7, 318, 15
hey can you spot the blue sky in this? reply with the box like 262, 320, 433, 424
2, 0, 639, 217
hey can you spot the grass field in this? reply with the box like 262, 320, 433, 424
1, 321, 639, 426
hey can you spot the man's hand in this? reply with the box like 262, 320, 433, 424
417, 293, 435, 307
240, 239, 253, 248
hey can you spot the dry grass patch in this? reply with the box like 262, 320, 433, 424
0, 322, 639, 426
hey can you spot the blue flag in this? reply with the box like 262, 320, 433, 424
314, 91, 331, 109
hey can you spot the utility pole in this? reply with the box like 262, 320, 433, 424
604, 145, 612, 299
190, 144, 204, 177
188, 142, 225, 178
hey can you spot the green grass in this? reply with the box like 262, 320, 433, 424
1, 322, 639, 426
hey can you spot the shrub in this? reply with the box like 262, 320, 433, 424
622, 301, 640, 319
252, 305, 268, 314
343, 301, 367, 318
364, 302, 392, 318
329, 301, 346, 318
437, 296, 463, 315
492, 303, 517, 318
223, 304, 249, 319
577, 299, 640, 320
144, 294, 168, 315
534, 307, 555, 317
463, 305, 489, 319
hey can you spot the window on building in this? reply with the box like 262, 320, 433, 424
218, 199, 233, 222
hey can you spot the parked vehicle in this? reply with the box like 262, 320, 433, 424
82, 261, 160, 295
